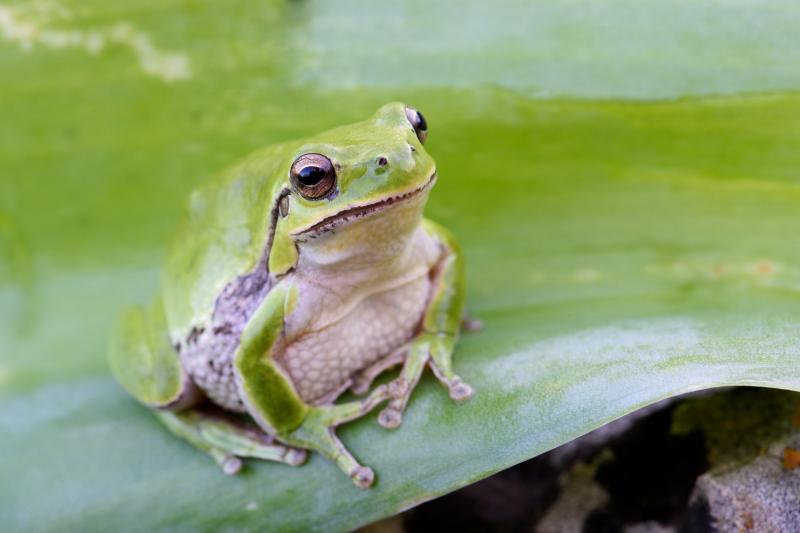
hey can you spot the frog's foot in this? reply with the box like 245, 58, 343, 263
378, 332, 474, 429
155, 406, 307, 475
282, 384, 392, 488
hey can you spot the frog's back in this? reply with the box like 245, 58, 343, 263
162, 144, 289, 339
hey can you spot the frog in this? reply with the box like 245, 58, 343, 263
109, 102, 475, 488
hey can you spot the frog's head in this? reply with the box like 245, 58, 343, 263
268, 102, 437, 271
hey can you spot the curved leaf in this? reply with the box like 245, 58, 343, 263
2, 1, 800, 531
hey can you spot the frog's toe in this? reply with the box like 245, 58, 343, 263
285, 448, 308, 466
351, 466, 375, 488
220, 454, 243, 475
377, 406, 403, 429
449, 379, 474, 402
387, 376, 410, 398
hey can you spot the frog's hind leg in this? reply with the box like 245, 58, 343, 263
109, 301, 200, 410
109, 301, 306, 475
156, 407, 306, 475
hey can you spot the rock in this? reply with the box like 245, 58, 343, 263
537, 458, 611, 533
389, 388, 800, 533
687, 435, 800, 532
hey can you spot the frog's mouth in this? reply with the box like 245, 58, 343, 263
294, 172, 436, 237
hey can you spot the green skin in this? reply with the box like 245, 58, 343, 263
109, 103, 473, 488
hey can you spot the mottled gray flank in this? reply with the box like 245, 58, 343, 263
690, 434, 800, 533
179, 267, 273, 412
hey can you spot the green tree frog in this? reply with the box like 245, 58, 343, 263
109, 103, 474, 488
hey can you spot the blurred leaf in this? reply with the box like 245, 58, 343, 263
2, 0, 800, 531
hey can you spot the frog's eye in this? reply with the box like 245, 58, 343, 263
405, 106, 428, 144
289, 153, 337, 200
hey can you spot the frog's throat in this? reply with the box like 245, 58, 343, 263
292, 172, 436, 238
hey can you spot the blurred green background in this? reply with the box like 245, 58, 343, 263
1, 1, 799, 531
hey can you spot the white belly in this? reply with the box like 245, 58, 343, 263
280, 275, 430, 404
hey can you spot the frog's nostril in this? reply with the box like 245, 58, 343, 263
376, 156, 388, 167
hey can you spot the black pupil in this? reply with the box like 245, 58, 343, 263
297, 165, 326, 186
415, 111, 427, 132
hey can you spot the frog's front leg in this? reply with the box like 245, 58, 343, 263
109, 300, 307, 475
235, 280, 393, 488
377, 220, 475, 428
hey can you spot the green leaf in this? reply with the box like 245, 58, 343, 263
2, 1, 799, 531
